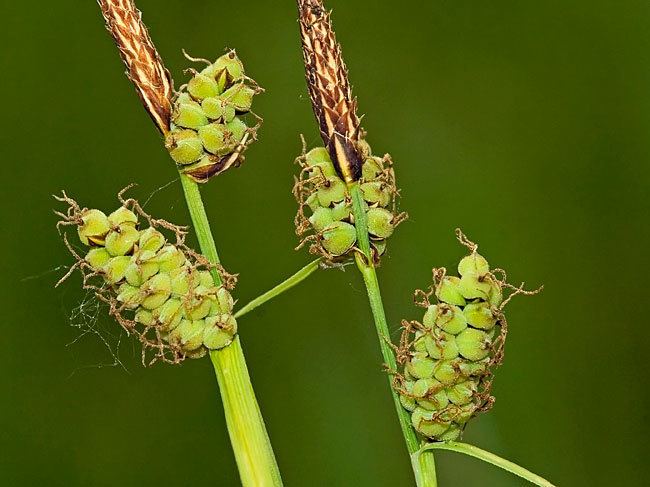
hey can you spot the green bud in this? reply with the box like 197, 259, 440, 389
198, 271, 214, 288
140, 273, 172, 310
187, 294, 213, 321
413, 331, 428, 352
413, 378, 449, 410
360, 181, 391, 207
102, 256, 131, 284
85, 248, 111, 271
116, 283, 142, 309
433, 359, 461, 385
331, 201, 351, 221
170, 267, 198, 296
214, 287, 235, 314
458, 253, 490, 277
454, 403, 478, 425
321, 221, 357, 256
209, 52, 244, 92
411, 407, 451, 438
306, 147, 331, 166
173, 102, 208, 129
108, 207, 138, 227
77, 209, 110, 246
105, 224, 140, 257
458, 358, 490, 377
362, 157, 383, 180
309, 207, 334, 232
203, 315, 237, 350
456, 328, 491, 361
124, 254, 158, 287
188, 74, 220, 100
155, 245, 187, 272
399, 381, 417, 412
135, 309, 154, 326
458, 273, 493, 301
435, 276, 466, 306
438, 424, 462, 441
424, 304, 467, 335
170, 319, 205, 352
306, 193, 321, 212
425, 329, 459, 360
152, 298, 183, 332
446, 380, 477, 406
202, 97, 236, 122
138, 228, 166, 254
366, 207, 395, 239
221, 83, 256, 112
317, 177, 347, 207
463, 302, 497, 330
306, 147, 337, 178
488, 280, 503, 307
198, 123, 230, 156
168, 130, 204, 165
226, 118, 247, 143
407, 352, 436, 379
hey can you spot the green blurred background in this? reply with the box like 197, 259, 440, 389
2, 0, 649, 485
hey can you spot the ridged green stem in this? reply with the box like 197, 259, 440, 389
180, 174, 283, 487
235, 258, 322, 319
349, 183, 437, 487
419, 441, 556, 487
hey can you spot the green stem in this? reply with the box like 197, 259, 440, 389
235, 258, 322, 319
180, 174, 283, 487
349, 183, 437, 487
211, 340, 283, 487
180, 175, 222, 285
419, 442, 556, 487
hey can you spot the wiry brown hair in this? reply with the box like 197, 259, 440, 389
297, 0, 363, 182
98, 0, 173, 135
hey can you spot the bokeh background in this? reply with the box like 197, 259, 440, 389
2, 0, 649, 485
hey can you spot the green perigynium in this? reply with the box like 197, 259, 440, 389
394, 231, 534, 442
56, 192, 238, 365
293, 141, 406, 263
166, 51, 262, 183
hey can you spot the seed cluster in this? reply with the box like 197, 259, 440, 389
395, 237, 511, 441
56, 194, 238, 365
294, 140, 405, 263
165, 51, 262, 182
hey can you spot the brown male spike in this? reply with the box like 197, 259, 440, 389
297, 0, 363, 182
98, 0, 173, 135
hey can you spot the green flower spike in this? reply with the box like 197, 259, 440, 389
394, 230, 541, 442
55, 191, 239, 365
293, 138, 407, 265
165, 51, 263, 183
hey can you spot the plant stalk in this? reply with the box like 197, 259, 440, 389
350, 183, 437, 487
419, 441, 556, 487
180, 174, 283, 487
235, 258, 322, 319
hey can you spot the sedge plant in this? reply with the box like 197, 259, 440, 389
55, 1, 319, 485
291, 1, 556, 486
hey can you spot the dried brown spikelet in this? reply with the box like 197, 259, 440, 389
98, 0, 173, 134
297, 0, 363, 182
